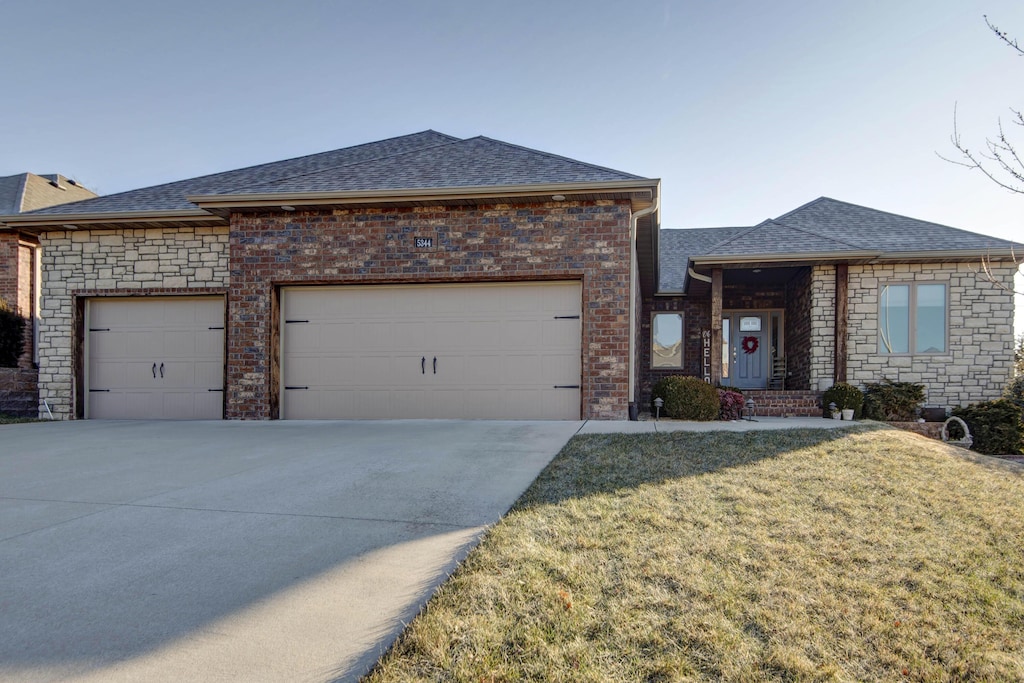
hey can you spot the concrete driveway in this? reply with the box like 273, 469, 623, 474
0, 419, 581, 682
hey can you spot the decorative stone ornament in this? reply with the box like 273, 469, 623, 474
941, 416, 974, 449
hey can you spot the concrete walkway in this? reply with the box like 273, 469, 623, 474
0, 420, 581, 683
578, 416, 863, 433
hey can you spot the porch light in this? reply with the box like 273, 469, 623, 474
280, 205, 296, 211
551, 194, 566, 201
654, 397, 664, 420
745, 398, 756, 421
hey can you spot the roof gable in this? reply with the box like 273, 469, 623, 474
20, 130, 460, 216
658, 197, 1020, 293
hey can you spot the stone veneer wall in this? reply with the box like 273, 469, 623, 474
809, 265, 836, 390
845, 262, 1016, 408
37, 227, 229, 418
228, 200, 633, 420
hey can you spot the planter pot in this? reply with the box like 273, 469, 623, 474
842, 409, 855, 421
831, 412, 841, 420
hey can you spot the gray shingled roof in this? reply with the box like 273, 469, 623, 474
229, 136, 644, 195
20, 131, 646, 217
660, 197, 1020, 292
0, 174, 27, 214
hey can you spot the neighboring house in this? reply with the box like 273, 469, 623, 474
643, 198, 1020, 414
0, 173, 96, 416
0, 133, 1017, 421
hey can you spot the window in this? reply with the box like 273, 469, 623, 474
879, 283, 947, 354
652, 313, 683, 368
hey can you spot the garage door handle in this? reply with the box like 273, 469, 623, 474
152, 363, 157, 378
433, 356, 437, 374
159, 363, 164, 378
554, 385, 580, 389
421, 357, 426, 374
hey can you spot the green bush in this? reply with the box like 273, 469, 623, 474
651, 376, 719, 421
952, 399, 1024, 455
862, 378, 925, 421
822, 382, 864, 418
1004, 375, 1024, 418
0, 298, 26, 368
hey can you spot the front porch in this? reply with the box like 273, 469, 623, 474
642, 263, 845, 415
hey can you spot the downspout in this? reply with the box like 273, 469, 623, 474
628, 193, 660, 420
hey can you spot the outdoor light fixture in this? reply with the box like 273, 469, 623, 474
280, 205, 296, 211
654, 397, 664, 420
745, 397, 756, 421
62, 224, 78, 230
551, 194, 566, 201
752, 268, 762, 273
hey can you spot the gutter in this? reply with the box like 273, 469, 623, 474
0, 209, 219, 230
628, 185, 660, 420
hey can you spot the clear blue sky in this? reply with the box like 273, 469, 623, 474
2, 0, 1022, 321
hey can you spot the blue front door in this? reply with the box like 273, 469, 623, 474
730, 313, 768, 389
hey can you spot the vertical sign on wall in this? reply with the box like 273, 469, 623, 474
702, 329, 712, 384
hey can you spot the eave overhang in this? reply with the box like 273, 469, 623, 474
0, 209, 222, 234
187, 179, 659, 211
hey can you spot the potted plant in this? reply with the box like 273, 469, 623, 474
822, 382, 864, 420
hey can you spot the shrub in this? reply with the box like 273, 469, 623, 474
0, 298, 26, 368
952, 399, 1024, 455
822, 382, 864, 418
1004, 375, 1024, 418
718, 389, 745, 421
651, 376, 719, 421
862, 378, 925, 421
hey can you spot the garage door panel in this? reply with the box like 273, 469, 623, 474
87, 297, 224, 420
282, 282, 582, 420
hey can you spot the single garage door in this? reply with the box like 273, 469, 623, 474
86, 297, 225, 419
281, 281, 582, 419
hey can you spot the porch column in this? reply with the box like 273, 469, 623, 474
834, 263, 848, 383
710, 267, 723, 385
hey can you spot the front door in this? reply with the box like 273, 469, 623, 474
729, 312, 768, 389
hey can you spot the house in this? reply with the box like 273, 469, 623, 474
0, 132, 1017, 421
0, 132, 658, 420
0, 173, 96, 416
643, 198, 1020, 415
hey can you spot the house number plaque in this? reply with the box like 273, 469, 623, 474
415, 237, 434, 248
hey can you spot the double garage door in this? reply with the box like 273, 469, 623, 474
84, 282, 582, 420
281, 282, 582, 420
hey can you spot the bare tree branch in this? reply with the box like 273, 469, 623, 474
938, 103, 1024, 194
985, 15, 1024, 56
974, 246, 1024, 296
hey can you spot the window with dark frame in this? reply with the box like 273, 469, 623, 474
652, 312, 684, 368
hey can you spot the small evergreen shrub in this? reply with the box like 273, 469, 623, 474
822, 382, 864, 418
718, 389, 745, 421
952, 399, 1024, 455
862, 378, 925, 421
0, 298, 27, 368
1004, 375, 1024, 418
651, 376, 719, 421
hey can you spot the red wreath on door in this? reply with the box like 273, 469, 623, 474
741, 336, 759, 354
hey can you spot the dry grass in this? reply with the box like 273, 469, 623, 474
0, 414, 40, 424
364, 426, 1024, 683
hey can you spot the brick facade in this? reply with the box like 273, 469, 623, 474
226, 200, 632, 420
37, 227, 230, 419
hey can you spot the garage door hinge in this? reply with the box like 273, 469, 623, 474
89, 389, 111, 392
284, 386, 309, 390
553, 315, 580, 320
89, 328, 110, 332
553, 385, 581, 389
285, 319, 310, 324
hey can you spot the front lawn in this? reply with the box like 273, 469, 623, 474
0, 413, 40, 424
365, 426, 1024, 682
